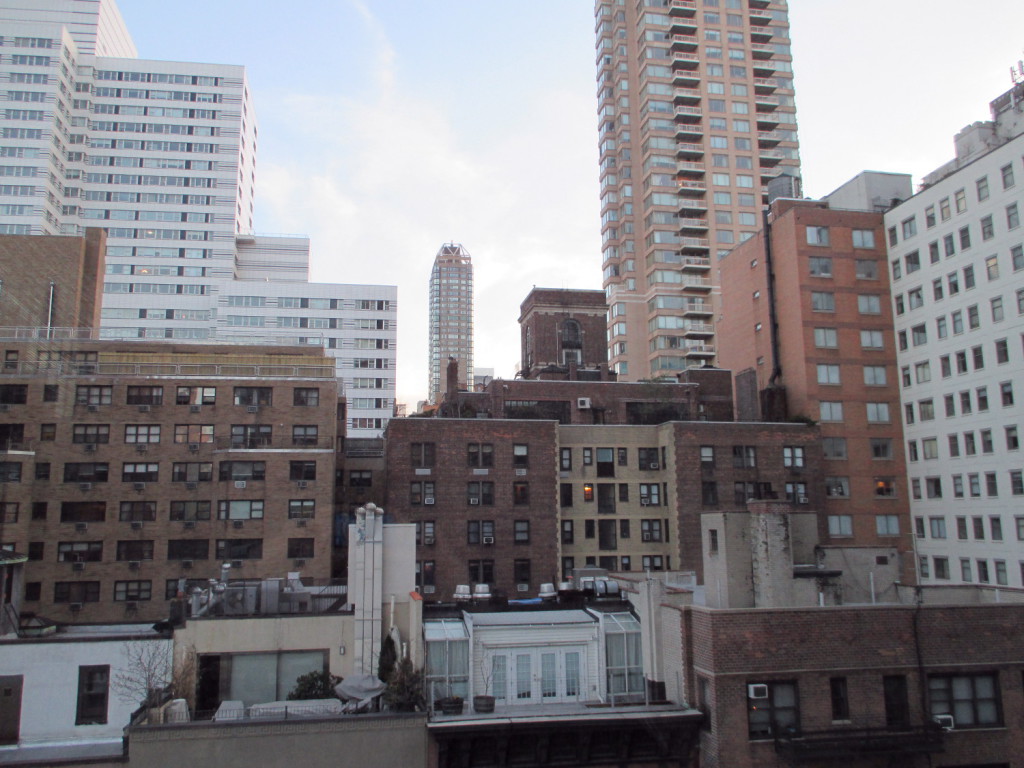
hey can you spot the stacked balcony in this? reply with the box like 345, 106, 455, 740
683, 321, 714, 339
675, 142, 704, 160
753, 77, 777, 94
668, 0, 697, 16
680, 253, 711, 270
683, 344, 716, 359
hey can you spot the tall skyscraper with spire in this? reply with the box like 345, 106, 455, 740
428, 243, 473, 403
594, 0, 801, 379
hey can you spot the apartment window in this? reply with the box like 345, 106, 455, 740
171, 462, 213, 483
876, 515, 900, 536
855, 260, 877, 279
76, 666, 110, 725
928, 673, 1001, 728
806, 226, 829, 246
732, 445, 757, 468
411, 442, 435, 468
861, 330, 884, 349
858, 295, 881, 314
512, 481, 529, 505
813, 328, 837, 348
816, 364, 840, 385
870, 438, 892, 460
864, 366, 887, 386
1012, 471, 1024, 496
467, 442, 494, 467
288, 500, 315, 519
1001, 163, 1015, 189
852, 229, 875, 248
911, 324, 927, 345
292, 425, 318, 446
782, 446, 804, 468
1001, 381, 1014, 406
215, 539, 263, 560
811, 292, 834, 312
701, 481, 718, 506
827, 515, 853, 536
119, 501, 156, 522
996, 338, 1009, 363
169, 501, 211, 521
167, 540, 210, 561
808, 257, 832, 277
560, 447, 572, 471
748, 681, 798, 739
866, 402, 891, 423
233, 387, 272, 406
819, 401, 843, 422
700, 445, 715, 465
217, 500, 264, 520
173, 424, 214, 444
981, 215, 995, 241
126, 386, 162, 406
1006, 426, 1019, 450
922, 438, 938, 460
124, 425, 160, 444
467, 482, 494, 505
75, 386, 112, 406
176, 386, 216, 405
929, 517, 947, 539
826, 478, 850, 499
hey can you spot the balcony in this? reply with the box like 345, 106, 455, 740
675, 142, 704, 159
672, 69, 700, 88
753, 60, 777, 78
753, 77, 778, 93
674, 105, 702, 123
677, 199, 708, 216
681, 255, 711, 270
681, 276, 712, 291
679, 237, 710, 252
668, 0, 697, 16
676, 161, 705, 178
774, 724, 944, 762
755, 95, 780, 111
748, 0, 770, 8
757, 130, 783, 147
749, 9, 771, 25
683, 344, 716, 358
682, 302, 712, 317
759, 148, 785, 166
674, 124, 703, 142
678, 218, 709, 233
750, 26, 773, 44
756, 112, 781, 130
673, 87, 701, 105
676, 180, 707, 197
684, 323, 714, 338
750, 43, 775, 60
671, 52, 700, 70
670, 32, 698, 51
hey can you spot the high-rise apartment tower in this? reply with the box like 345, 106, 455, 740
428, 243, 473, 403
594, 0, 800, 378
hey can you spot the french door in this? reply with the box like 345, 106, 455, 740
491, 647, 585, 704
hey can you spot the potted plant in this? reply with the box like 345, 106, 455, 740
473, 651, 496, 714
440, 695, 464, 715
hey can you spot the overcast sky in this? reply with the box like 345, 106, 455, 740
116, 0, 1024, 407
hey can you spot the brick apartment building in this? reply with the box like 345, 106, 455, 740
0, 336, 339, 623
519, 288, 610, 378
717, 187, 914, 567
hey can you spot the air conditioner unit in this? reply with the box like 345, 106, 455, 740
183, 521, 196, 530
296, 480, 308, 489
246, 405, 259, 414
190, 404, 202, 413
577, 397, 592, 409
84, 443, 97, 453
233, 520, 244, 529
747, 684, 769, 700
932, 714, 954, 731
128, 560, 140, 570
422, 585, 436, 594
75, 522, 88, 532
182, 559, 194, 569
133, 482, 146, 491
469, 497, 480, 505
186, 482, 198, 490
424, 497, 435, 505
640, 498, 650, 506
423, 536, 435, 546
87, 404, 99, 412
516, 583, 529, 592
135, 444, 148, 453
296, 519, 307, 527
482, 536, 494, 545
188, 444, 199, 452
798, 496, 809, 504
293, 559, 306, 567
642, 531, 653, 541
130, 521, 143, 530
78, 482, 92, 491
124, 601, 138, 611
234, 480, 246, 489
138, 405, 151, 413
231, 560, 243, 569
515, 468, 527, 476
72, 561, 85, 571
649, 463, 660, 470
69, 602, 83, 612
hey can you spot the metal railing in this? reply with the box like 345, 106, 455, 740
1, 360, 335, 379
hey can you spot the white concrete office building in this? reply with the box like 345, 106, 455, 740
885, 82, 1024, 587
0, 0, 396, 436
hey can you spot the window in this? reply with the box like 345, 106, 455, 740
72, 424, 110, 444
783, 446, 804, 468
292, 425, 318, 446
748, 681, 798, 739
176, 386, 216, 405
167, 539, 210, 560
75, 385, 111, 406
828, 515, 852, 536
1001, 381, 1014, 406
860, 330, 884, 349
930, 517, 947, 539
411, 442, 435, 468
124, 424, 160, 444
639, 483, 661, 506
288, 500, 315, 519
700, 445, 715, 465
701, 481, 718, 506
866, 402, 890, 423
217, 500, 264, 520
512, 444, 529, 467
819, 401, 843, 422
215, 539, 263, 560
171, 462, 213, 483
852, 229, 875, 248
1001, 163, 1015, 189
122, 463, 158, 482
115, 540, 154, 561
467, 442, 494, 467
811, 292, 834, 312
560, 447, 572, 471
901, 217, 917, 239
126, 386, 162, 406
855, 260, 878, 279
809, 257, 832, 277
732, 445, 757, 468
826, 478, 850, 499
876, 515, 900, 536
512, 481, 529, 505
928, 673, 1001, 727
169, 501, 211, 521
114, 580, 151, 601
814, 328, 837, 348
76, 666, 110, 725
119, 501, 156, 522
858, 295, 881, 314
233, 387, 272, 406
816, 364, 840, 385
63, 462, 108, 483
513, 520, 530, 544
467, 481, 494, 505
287, 538, 314, 559
822, 437, 847, 460
806, 226, 829, 246
864, 366, 887, 386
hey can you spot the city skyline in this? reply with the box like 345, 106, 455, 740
111, 0, 1024, 406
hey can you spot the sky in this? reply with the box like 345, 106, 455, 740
115, 0, 1024, 408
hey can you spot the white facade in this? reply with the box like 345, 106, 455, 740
0, 0, 398, 436
885, 86, 1024, 587
0, 625, 171, 755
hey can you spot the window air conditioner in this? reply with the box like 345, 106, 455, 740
246, 405, 259, 414
640, 498, 650, 506
516, 583, 529, 592
422, 585, 436, 594
186, 482, 198, 490
75, 522, 88, 531
190, 404, 202, 413
423, 536, 435, 545
84, 443, 97, 453
128, 560, 140, 570
932, 714, 954, 730
72, 561, 85, 571
135, 444, 148, 453
231, 560, 243, 569
87, 404, 99, 412
131, 521, 143, 530
188, 444, 199, 452
649, 463, 660, 470
69, 602, 83, 612
296, 480, 308, 489
296, 519, 307, 527
482, 536, 495, 545
233, 520, 244, 529
798, 496, 809, 504
125, 601, 138, 611
577, 397, 592, 409
138, 405, 151, 413
293, 559, 306, 567
183, 521, 196, 530
469, 497, 480, 505
133, 482, 146, 491
182, 559, 194, 569
747, 684, 769, 700
79, 482, 93, 491
234, 480, 246, 489
642, 531, 653, 541
424, 497, 435, 505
